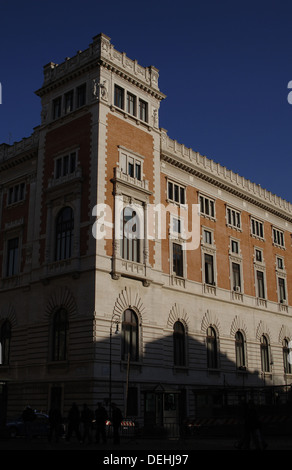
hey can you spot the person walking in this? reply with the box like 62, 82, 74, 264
22, 406, 36, 440
111, 403, 123, 445
48, 407, 62, 443
66, 402, 81, 442
81, 403, 94, 444
95, 402, 108, 444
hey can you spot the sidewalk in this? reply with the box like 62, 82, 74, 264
0, 434, 291, 451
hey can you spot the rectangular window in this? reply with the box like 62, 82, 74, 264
204, 253, 215, 285
255, 249, 263, 263
6, 237, 19, 277
53, 97, 62, 119
7, 182, 25, 205
173, 218, 181, 234
127, 92, 136, 116
120, 151, 143, 181
273, 228, 285, 247
231, 240, 239, 254
277, 257, 284, 270
173, 243, 183, 277
232, 262, 241, 291
114, 85, 124, 109
76, 84, 86, 108
227, 207, 241, 229
256, 270, 265, 299
139, 99, 148, 122
251, 218, 264, 239
200, 195, 215, 218
64, 90, 74, 114
203, 229, 212, 244
168, 181, 185, 205
278, 277, 286, 302
55, 152, 77, 179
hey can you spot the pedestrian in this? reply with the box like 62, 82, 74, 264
81, 403, 94, 444
48, 407, 62, 443
95, 402, 108, 444
22, 405, 35, 440
111, 402, 123, 445
237, 401, 266, 450
66, 402, 81, 442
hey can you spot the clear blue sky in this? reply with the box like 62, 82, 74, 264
1, 0, 292, 203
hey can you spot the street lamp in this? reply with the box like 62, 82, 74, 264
109, 317, 120, 422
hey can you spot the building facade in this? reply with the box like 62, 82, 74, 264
1, 33, 292, 433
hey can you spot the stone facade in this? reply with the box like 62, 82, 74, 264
0, 33, 292, 432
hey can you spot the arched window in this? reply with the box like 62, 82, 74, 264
120, 207, 141, 263
173, 321, 186, 366
260, 335, 270, 372
283, 339, 292, 374
235, 331, 245, 369
207, 326, 218, 369
122, 309, 139, 362
52, 309, 68, 361
0, 320, 11, 365
55, 207, 74, 261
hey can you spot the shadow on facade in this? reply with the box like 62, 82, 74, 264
95, 330, 292, 438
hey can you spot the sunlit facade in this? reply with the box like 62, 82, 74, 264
0, 33, 292, 433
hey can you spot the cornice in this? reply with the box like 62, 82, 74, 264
35, 33, 166, 102
160, 129, 292, 224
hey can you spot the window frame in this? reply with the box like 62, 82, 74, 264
251, 217, 264, 240
235, 331, 246, 369
0, 320, 11, 366
6, 237, 19, 277
51, 308, 68, 362
260, 335, 270, 373
226, 207, 241, 230
199, 194, 215, 220
121, 309, 139, 362
206, 326, 218, 369
55, 207, 74, 261
167, 180, 186, 205
272, 227, 285, 248
173, 321, 186, 367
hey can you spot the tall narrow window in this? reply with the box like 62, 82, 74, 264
120, 207, 141, 262
235, 331, 245, 369
207, 326, 218, 369
0, 320, 11, 365
278, 277, 287, 303
204, 254, 214, 285
172, 243, 184, 277
283, 339, 292, 374
53, 97, 62, 119
55, 207, 74, 261
127, 92, 136, 116
260, 335, 270, 372
64, 90, 74, 114
52, 309, 68, 361
76, 84, 86, 108
6, 237, 19, 277
173, 321, 186, 366
122, 309, 139, 362
139, 99, 148, 122
256, 270, 265, 299
114, 85, 124, 109
232, 262, 241, 291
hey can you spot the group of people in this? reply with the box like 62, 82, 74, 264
48, 401, 123, 445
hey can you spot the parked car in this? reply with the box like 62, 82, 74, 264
6, 411, 50, 438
